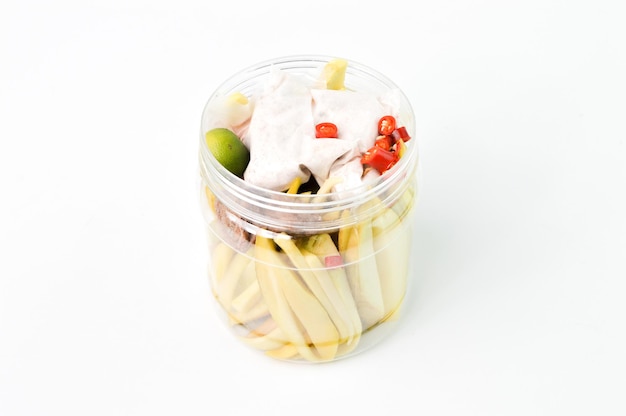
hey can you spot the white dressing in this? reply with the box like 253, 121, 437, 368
241, 67, 401, 192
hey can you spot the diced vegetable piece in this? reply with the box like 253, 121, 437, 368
315, 122, 338, 138
391, 126, 411, 142
374, 135, 393, 151
360, 146, 399, 174
378, 115, 396, 136
324, 255, 343, 268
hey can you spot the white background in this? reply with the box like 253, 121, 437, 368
1, 0, 625, 415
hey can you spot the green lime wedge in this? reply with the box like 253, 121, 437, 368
205, 128, 250, 177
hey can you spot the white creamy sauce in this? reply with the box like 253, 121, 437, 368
240, 69, 401, 192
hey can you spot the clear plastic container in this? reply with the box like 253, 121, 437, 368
198, 55, 419, 363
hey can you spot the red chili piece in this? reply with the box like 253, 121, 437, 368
378, 116, 396, 136
374, 135, 393, 151
360, 146, 399, 174
391, 126, 411, 142
315, 122, 338, 138
324, 255, 344, 268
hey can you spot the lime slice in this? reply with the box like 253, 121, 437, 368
205, 128, 250, 177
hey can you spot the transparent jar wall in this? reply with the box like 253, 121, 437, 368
198, 56, 419, 362
199, 180, 416, 363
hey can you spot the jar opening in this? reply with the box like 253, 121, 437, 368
199, 55, 418, 234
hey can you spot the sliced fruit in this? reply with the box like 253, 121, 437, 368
372, 207, 410, 317
254, 236, 319, 361
205, 127, 250, 177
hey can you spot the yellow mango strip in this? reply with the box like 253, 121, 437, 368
240, 317, 287, 351
322, 59, 348, 90
204, 186, 217, 213
312, 176, 344, 221
286, 176, 302, 195
299, 249, 363, 358
278, 267, 339, 361
395, 137, 407, 158
229, 301, 270, 326
231, 278, 263, 314
300, 234, 362, 341
227, 260, 270, 325
242, 327, 288, 351
211, 242, 235, 289
266, 343, 300, 360
313, 176, 343, 202
391, 188, 415, 219
250, 315, 276, 335
229, 269, 270, 324
343, 216, 385, 329
372, 207, 411, 317
254, 236, 319, 361
237, 257, 258, 291
300, 249, 356, 342
337, 210, 353, 253
217, 247, 254, 310
303, 233, 363, 339
273, 236, 348, 344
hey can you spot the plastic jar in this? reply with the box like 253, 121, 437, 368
198, 55, 418, 363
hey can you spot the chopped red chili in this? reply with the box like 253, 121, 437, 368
391, 126, 411, 142
378, 115, 396, 136
324, 255, 344, 268
374, 135, 393, 151
315, 122, 338, 138
394, 138, 407, 158
360, 146, 399, 174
